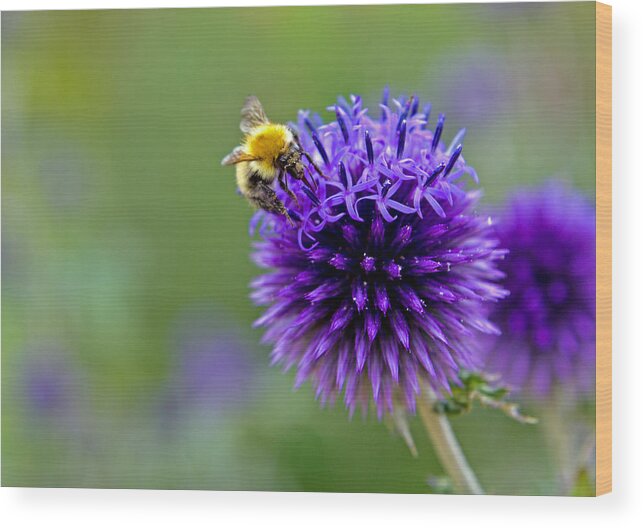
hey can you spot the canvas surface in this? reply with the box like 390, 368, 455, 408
2, 2, 604, 495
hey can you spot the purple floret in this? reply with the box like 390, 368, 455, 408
249, 92, 508, 417
485, 181, 596, 398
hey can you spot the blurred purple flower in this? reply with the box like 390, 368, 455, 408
484, 181, 596, 397
436, 51, 512, 123
22, 346, 81, 417
162, 307, 258, 416
250, 91, 508, 418
172, 335, 256, 408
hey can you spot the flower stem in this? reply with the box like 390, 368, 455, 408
541, 386, 593, 494
417, 385, 484, 495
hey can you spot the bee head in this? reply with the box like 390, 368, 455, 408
278, 148, 305, 180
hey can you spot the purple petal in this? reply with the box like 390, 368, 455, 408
330, 300, 355, 332
374, 284, 390, 314
364, 310, 381, 343
381, 337, 399, 381
389, 310, 410, 349
351, 280, 368, 311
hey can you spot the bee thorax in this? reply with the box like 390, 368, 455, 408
278, 149, 306, 180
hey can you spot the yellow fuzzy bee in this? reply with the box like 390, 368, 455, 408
221, 96, 325, 225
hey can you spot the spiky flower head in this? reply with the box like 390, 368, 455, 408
250, 91, 508, 417
484, 181, 596, 398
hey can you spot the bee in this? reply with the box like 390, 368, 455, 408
221, 96, 326, 226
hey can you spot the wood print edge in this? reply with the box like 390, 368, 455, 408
595, 0, 612, 497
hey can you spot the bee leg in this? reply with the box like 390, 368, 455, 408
248, 180, 296, 227
278, 171, 299, 206
294, 135, 329, 182
301, 149, 329, 181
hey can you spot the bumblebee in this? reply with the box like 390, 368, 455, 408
221, 96, 325, 225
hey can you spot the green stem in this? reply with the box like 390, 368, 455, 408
417, 385, 484, 495
541, 386, 592, 494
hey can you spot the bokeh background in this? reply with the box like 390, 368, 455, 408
2, 3, 596, 494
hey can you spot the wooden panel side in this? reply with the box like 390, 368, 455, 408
595, 0, 612, 497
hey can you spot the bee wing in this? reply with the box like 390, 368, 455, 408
240, 96, 269, 133
221, 146, 258, 166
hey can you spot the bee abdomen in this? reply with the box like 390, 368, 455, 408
245, 176, 289, 218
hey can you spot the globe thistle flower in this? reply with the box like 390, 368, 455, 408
22, 344, 82, 417
161, 306, 259, 420
250, 92, 508, 417
484, 181, 596, 397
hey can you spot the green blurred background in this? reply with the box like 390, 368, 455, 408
2, 3, 595, 493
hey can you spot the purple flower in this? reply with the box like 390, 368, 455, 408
484, 181, 596, 397
250, 92, 508, 417
22, 345, 82, 417
162, 306, 258, 417
172, 334, 256, 409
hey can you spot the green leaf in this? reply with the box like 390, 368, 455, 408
433, 370, 538, 425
